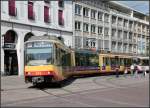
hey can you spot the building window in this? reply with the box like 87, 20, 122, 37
112, 16, 116, 24
98, 26, 103, 34
28, 1, 35, 20
91, 9, 96, 19
98, 12, 103, 21
8, 0, 17, 16
111, 29, 116, 37
123, 31, 127, 39
118, 30, 122, 38
104, 13, 109, 22
129, 21, 133, 29
83, 23, 89, 32
104, 28, 109, 36
75, 4, 81, 15
75, 21, 81, 31
91, 24, 96, 33
44, 6, 50, 23
83, 7, 89, 17
58, 10, 64, 25
58, 0, 64, 8
129, 32, 132, 39
124, 19, 128, 27
118, 18, 122, 26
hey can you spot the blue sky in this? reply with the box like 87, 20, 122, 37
118, 1, 149, 15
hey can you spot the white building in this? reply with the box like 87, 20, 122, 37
1, 0, 73, 76
73, 0, 149, 55
1, 0, 149, 76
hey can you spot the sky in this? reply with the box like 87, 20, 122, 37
118, 1, 149, 15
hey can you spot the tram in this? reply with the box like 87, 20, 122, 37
24, 35, 148, 86
134, 56, 149, 72
24, 35, 73, 85
71, 49, 100, 75
99, 53, 133, 73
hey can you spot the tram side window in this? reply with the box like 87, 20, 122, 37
88, 54, 99, 66
103, 57, 110, 66
120, 58, 124, 65
142, 59, 149, 66
127, 59, 132, 66
124, 58, 131, 66
55, 47, 61, 65
75, 53, 87, 66
110, 58, 116, 66
76, 53, 87, 66
62, 52, 71, 66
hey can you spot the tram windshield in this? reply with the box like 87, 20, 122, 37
25, 41, 54, 66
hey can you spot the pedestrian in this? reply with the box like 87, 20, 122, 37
124, 67, 128, 77
134, 64, 138, 78
142, 67, 147, 77
130, 64, 134, 76
115, 65, 119, 78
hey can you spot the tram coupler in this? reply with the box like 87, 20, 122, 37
32, 76, 44, 84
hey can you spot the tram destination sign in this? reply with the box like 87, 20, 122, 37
26, 41, 52, 48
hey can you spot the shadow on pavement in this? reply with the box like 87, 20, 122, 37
28, 76, 77, 90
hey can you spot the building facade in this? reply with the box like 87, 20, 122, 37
1, 0, 149, 76
73, 0, 149, 55
1, 0, 73, 76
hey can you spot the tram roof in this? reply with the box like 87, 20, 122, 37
75, 49, 98, 54
27, 35, 64, 44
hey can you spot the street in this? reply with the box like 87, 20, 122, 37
1, 73, 149, 107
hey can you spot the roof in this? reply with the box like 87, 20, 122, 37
109, 1, 148, 16
75, 49, 99, 55
27, 35, 64, 44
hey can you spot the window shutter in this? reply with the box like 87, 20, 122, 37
44, 6, 50, 22
9, 0, 16, 16
58, 10, 64, 25
28, 2, 34, 19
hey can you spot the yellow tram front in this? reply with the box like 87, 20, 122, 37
24, 36, 71, 85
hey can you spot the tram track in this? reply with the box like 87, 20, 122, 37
2, 74, 149, 106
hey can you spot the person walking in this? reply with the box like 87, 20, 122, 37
124, 67, 128, 77
115, 65, 119, 78
130, 64, 134, 76
134, 64, 138, 78
142, 67, 147, 77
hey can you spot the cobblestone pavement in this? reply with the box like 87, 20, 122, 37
1, 73, 149, 107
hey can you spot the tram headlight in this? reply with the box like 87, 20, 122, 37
26, 72, 31, 75
48, 71, 51, 74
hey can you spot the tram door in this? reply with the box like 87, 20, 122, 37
4, 50, 18, 75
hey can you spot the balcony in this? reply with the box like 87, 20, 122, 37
111, 36, 117, 41
83, 17, 89, 22
117, 23, 123, 28
118, 37, 123, 42
98, 33, 103, 38
98, 20, 103, 26
104, 35, 109, 40
75, 15, 82, 21
90, 18, 97, 24
111, 22, 117, 27
123, 39, 128, 43
83, 32, 90, 37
